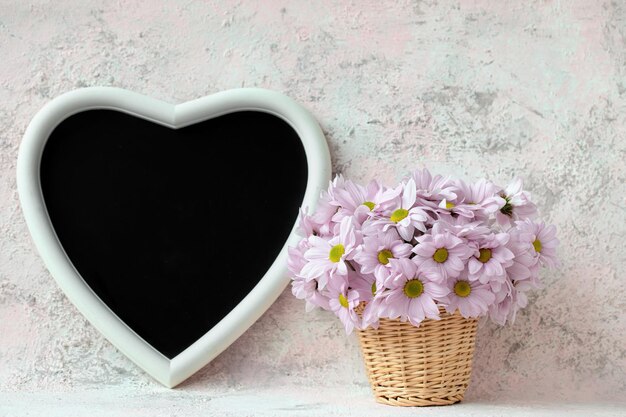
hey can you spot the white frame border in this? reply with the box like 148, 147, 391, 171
17, 87, 331, 388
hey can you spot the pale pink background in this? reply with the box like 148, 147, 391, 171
1, 1, 625, 415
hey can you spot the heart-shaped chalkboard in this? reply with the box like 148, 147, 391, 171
17, 87, 330, 387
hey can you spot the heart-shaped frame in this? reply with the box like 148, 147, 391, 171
17, 87, 331, 387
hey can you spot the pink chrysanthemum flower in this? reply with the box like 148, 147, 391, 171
504, 235, 535, 282
327, 279, 361, 335
436, 183, 470, 221
443, 275, 496, 318
352, 271, 385, 330
491, 278, 535, 325
296, 208, 326, 238
353, 229, 413, 284
309, 175, 348, 236
301, 217, 359, 288
460, 178, 503, 213
439, 178, 502, 222
348, 271, 377, 303
291, 276, 331, 312
436, 219, 492, 241
488, 278, 514, 325
361, 295, 383, 330
412, 223, 473, 282
467, 232, 515, 284
495, 178, 538, 227
511, 277, 541, 318
376, 178, 430, 241
288, 240, 331, 311
435, 182, 473, 221
332, 179, 389, 225
287, 240, 308, 277
309, 190, 337, 230
296, 208, 314, 237
513, 219, 560, 269
378, 259, 449, 327
410, 167, 458, 208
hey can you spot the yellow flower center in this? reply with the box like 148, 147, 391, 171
454, 281, 471, 298
433, 248, 449, 263
329, 244, 345, 263
363, 201, 375, 210
478, 248, 492, 263
533, 239, 542, 253
338, 293, 349, 308
390, 208, 409, 223
377, 249, 394, 265
371, 282, 377, 296
404, 279, 424, 298
445, 202, 455, 209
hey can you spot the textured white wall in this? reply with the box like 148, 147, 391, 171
1, 0, 625, 414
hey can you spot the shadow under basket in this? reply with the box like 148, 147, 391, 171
356, 306, 478, 407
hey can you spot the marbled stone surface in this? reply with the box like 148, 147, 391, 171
0, 1, 624, 415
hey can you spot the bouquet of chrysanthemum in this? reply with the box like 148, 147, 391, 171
288, 167, 559, 332
287, 167, 559, 406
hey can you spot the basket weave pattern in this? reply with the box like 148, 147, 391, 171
356, 307, 478, 407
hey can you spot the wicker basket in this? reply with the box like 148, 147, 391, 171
356, 306, 479, 407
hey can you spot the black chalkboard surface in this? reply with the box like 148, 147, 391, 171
40, 110, 308, 359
